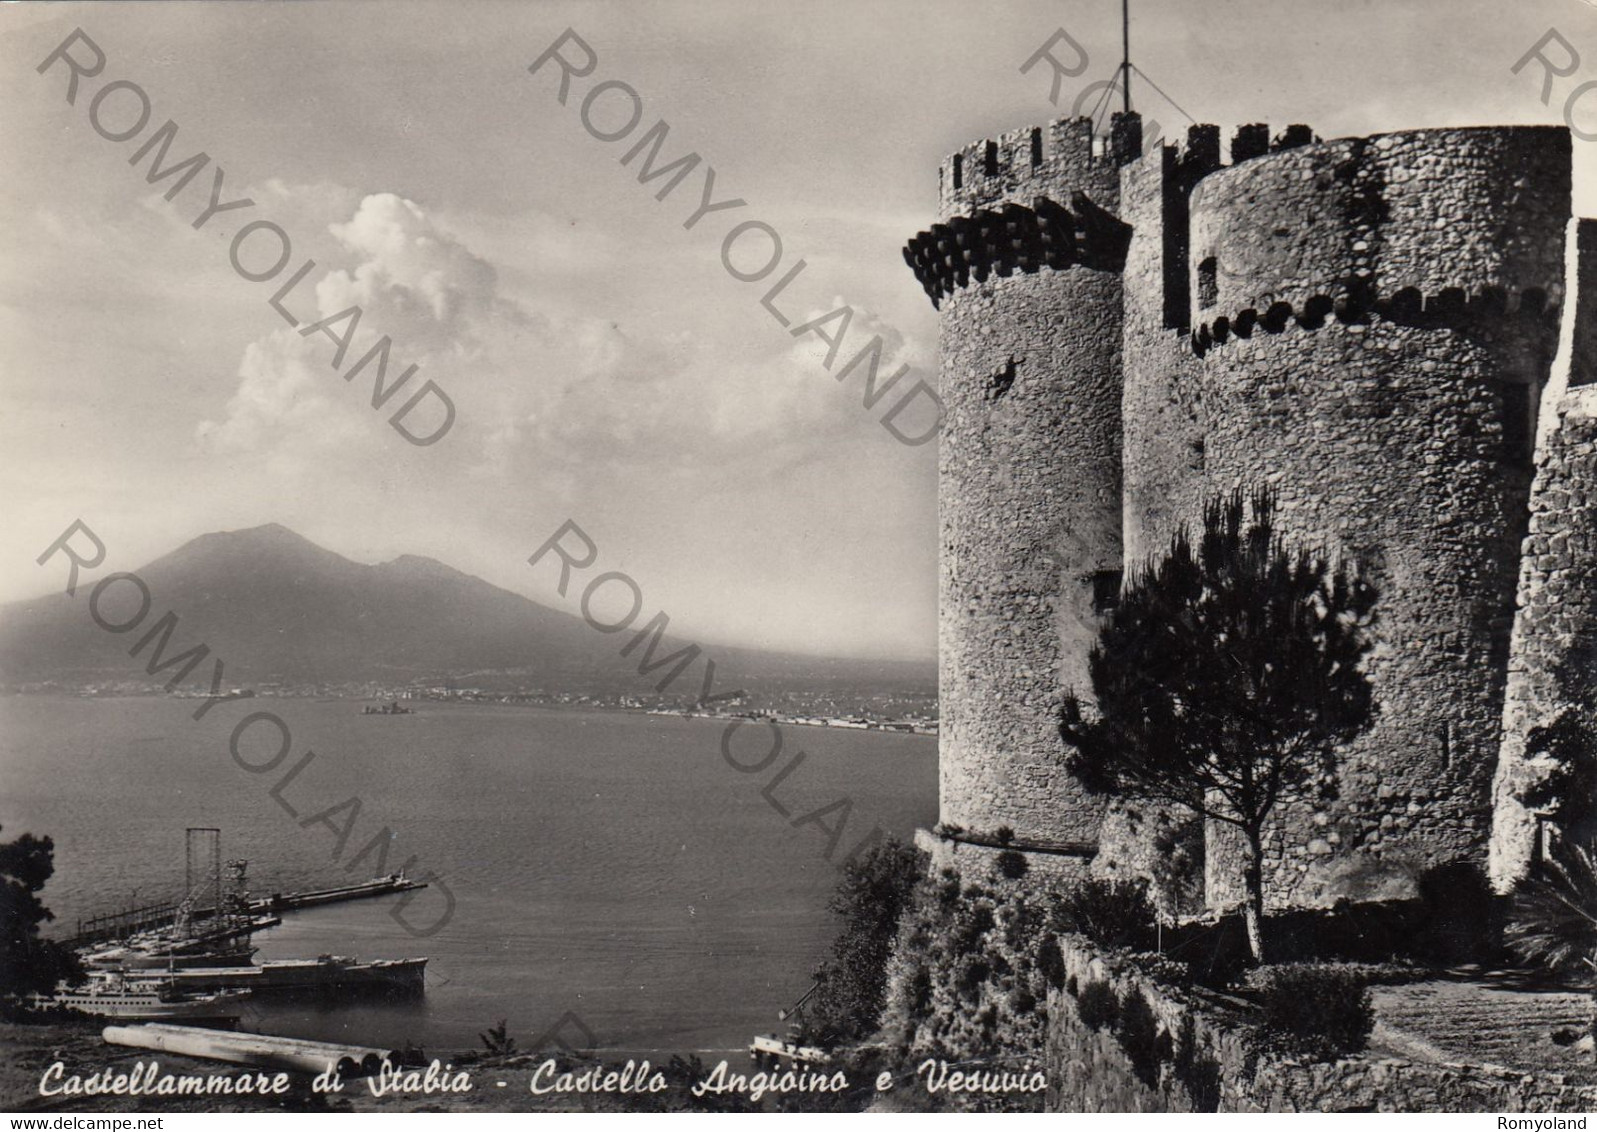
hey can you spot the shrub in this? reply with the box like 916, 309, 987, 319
1172, 1017, 1222, 1112
479, 1019, 515, 1056
935, 870, 963, 910
1246, 963, 1373, 1061
1000, 898, 1041, 951
996, 850, 1029, 880
772, 1046, 888, 1113
799, 838, 925, 1046
955, 957, 993, 1002
1416, 861, 1498, 965
906, 966, 933, 1021
1059, 877, 1158, 952
1124, 951, 1193, 988
1115, 988, 1163, 1088
1149, 814, 1207, 921
1076, 979, 1119, 1031
1160, 914, 1258, 990
1507, 839, 1597, 977
877, 866, 1062, 1095
1037, 935, 1067, 990
666, 1055, 758, 1113
954, 904, 997, 955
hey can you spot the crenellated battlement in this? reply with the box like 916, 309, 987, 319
1160, 120, 1318, 179
1187, 125, 1570, 336
937, 115, 1131, 222
933, 117, 1321, 223
1190, 282, 1561, 356
1134, 123, 1315, 334
903, 193, 1132, 306
914, 117, 1326, 311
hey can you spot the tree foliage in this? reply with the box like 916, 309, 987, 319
1059, 489, 1377, 960
1247, 962, 1374, 1061
0, 826, 85, 1010
797, 838, 924, 1047
1057, 877, 1157, 952
1507, 839, 1597, 978
1520, 710, 1597, 830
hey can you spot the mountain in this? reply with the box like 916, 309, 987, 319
0, 525, 934, 701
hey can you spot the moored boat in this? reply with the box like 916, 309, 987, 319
81, 944, 257, 971
32, 977, 248, 1024
121, 954, 428, 996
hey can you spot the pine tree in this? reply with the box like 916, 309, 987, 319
0, 826, 85, 1010
1059, 489, 1377, 962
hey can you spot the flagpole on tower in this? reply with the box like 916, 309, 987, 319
1121, 0, 1132, 114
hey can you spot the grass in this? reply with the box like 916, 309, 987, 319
1368, 977, 1595, 1083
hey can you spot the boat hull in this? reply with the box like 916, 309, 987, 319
83, 946, 257, 971
125, 957, 428, 996
35, 990, 248, 1024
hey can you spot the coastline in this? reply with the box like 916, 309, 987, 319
0, 690, 941, 738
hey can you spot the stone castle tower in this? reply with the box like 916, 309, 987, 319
904, 111, 1584, 908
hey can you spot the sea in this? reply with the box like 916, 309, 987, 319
0, 695, 937, 1059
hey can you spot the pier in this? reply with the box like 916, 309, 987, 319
69, 873, 425, 948
120, 956, 428, 995
249, 873, 426, 914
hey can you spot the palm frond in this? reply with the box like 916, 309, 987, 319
1507, 841, 1597, 975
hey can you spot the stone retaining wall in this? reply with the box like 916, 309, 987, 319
1045, 936, 1597, 1112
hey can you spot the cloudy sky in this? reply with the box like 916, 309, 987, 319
2, 0, 1593, 660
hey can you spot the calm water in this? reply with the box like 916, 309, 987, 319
0, 696, 936, 1057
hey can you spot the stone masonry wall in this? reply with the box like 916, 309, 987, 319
1494, 219, 1597, 887
1185, 128, 1567, 908
1188, 128, 1569, 333
1118, 130, 1215, 579
1045, 935, 1597, 1112
905, 112, 1576, 909
1095, 126, 1221, 887
935, 260, 1121, 847
912, 117, 1131, 850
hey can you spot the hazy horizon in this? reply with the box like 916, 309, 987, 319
4, 0, 1594, 660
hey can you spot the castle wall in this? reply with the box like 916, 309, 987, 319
1492, 218, 1597, 889
1118, 130, 1216, 571
936, 269, 1121, 847
1093, 129, 1219, 890
907, 117, 1131, 853
1185, 128, 1568, 907
907, 111, 1575, 910
1190, 129, 1567, 324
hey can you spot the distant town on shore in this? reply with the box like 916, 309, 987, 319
1, 679, 940, 736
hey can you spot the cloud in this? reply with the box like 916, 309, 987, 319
197, 189, 927, 494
